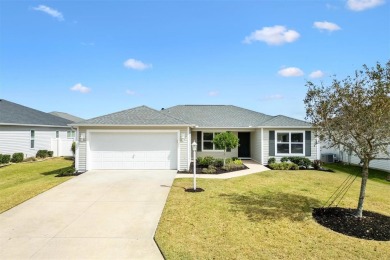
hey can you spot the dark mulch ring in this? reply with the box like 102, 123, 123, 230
312, 207, 390, 241
177, 162, 248, 174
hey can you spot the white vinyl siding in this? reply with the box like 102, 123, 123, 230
0, 125, 71, 158
321, 145, 390, 173
250, 129, 263, 164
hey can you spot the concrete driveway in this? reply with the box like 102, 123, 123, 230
0, 170, 176, 259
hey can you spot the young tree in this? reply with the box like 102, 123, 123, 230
213, 132, 239, 165
304, 61, 390, 218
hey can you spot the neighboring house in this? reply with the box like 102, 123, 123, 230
321, 144, 390, 173
50, 111, 84, 123
71, 105, 318, 172
0, 99, 76, 158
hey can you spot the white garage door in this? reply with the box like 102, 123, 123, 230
89, 132, 178, 170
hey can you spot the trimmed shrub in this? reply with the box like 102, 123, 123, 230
48, 151, 54, 157
56, 166, 76, 177
197, 156, 215, 167
269, 162, 299, 170
1, 154, 11, 164
268, 157, 276, 165
11, 153, 24, 163
71, 142, 76, 156
213, 158, 224, 167
222, 162, 245, 171
202, 165, 217, 174
233, 159, 243, 165
280, 157, 289, 162
36, 150, 49, 158
288, 157, 312, 169
313, 160, 321, 170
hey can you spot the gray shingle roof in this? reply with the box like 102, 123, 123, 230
161, 105, 272, 128
73, 105, 190, 126
162, 105, 311, 128
261, 115, 311, 127
0, 99, 73, 127
49, 111, 84, 123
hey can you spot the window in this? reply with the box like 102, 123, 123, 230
30, 130, 35, 148
202, 132, 222, 151
276, 131, 304, 155
67, 130, 76, 139
56, 131, 59, 138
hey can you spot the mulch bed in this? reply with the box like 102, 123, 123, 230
312, 207, 390, 241
177, 162, 248, 174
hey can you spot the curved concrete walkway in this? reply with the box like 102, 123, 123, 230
0, 170, 176, 259
176, 160, 270, 179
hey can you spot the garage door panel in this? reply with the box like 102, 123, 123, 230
89, 132, 178, 170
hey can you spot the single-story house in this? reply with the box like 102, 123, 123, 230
0, 99, 77, 158
71, 105, 319, 172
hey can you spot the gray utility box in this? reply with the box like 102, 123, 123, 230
321, 153, 338, 163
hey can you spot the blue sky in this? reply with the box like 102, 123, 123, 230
1, 0, 389, 120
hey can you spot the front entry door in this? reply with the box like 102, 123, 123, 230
238, 132, 250, 158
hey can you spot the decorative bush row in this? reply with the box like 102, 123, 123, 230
36, 150, 53, 159
268, 157, 313, 169
0, 153, 26, 164
197, 156, 239, 167
268, 157, 324, 170
269, 162, 299, 170
198, 156, 245, 174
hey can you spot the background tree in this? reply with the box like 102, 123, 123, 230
304, 60, 390, 218
213, 132, 239, 165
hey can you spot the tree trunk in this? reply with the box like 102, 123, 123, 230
356, 160, 369, 218
223, 149, 226, 166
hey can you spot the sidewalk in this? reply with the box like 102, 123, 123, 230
176, 160, 270, 179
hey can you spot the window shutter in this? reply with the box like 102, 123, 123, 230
269, 131, 275, 156
197, 131, 202, 152
305, 131, 311, 156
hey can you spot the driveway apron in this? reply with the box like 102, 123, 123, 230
0, 170, 176, 259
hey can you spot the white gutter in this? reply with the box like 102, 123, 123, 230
0, 123, 71, 128
70, 124, 194, 127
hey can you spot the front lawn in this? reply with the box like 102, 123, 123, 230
155, 169, 390, 259
324, 162, 389, 185
0, 157, 74, 213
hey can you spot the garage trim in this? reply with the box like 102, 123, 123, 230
86, 129, 180, 170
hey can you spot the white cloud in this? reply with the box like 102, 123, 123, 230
309, 70, 325, 79
125, 90, 136, 95
346, 0, 385, 11
262, 94, 284, 100
33, 5, 64, 21
123, 58, 152, 70
208, 91, 219, 97
313, 21, 341, 32
278, 67, 304, 77
70, 83, 91, 93
243, 25, 300, 45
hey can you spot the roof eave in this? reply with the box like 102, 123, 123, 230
70, 123, 193, 127
0, 123, 71, 128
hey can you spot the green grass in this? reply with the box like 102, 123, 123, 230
155, 169, 390, 259
324, 163, 390, 185
0, 157, 73, 213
